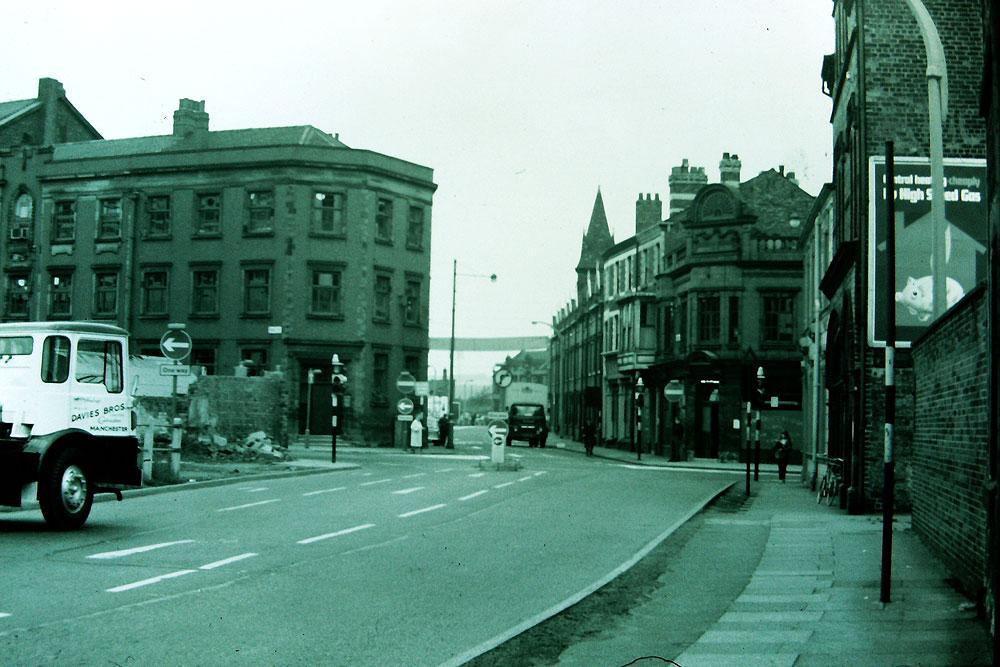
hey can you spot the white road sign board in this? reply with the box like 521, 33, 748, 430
160, 329, 192, 361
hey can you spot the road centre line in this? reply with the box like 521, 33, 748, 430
217, 499, 280, 512
468, 472, 486, 478
392, 487, 425, 495
107, 569, 196, 593
493, 481, 515, 489
401, 472, 427, 479
297, 523, 375, 545
0, 613, 10, 619
533, 471, 547, 476
302, 486, 347, 496
398, 503, 447, 518
239, 487, 269, 493
87, 540, 195, 560
199, 553, 258, 570
359, 478, 393, 487
517, 476, 533, 482
435, 468, 455, 473
459, 490, 488, 501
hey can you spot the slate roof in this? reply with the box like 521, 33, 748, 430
668, 169, 814, 237
576, 189, 615, 271
52, 125, 348, 161
0, 98, 40, 125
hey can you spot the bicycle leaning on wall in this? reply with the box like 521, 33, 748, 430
816, 456, 845, 506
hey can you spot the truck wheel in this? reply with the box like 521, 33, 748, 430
39, 448, 93, 530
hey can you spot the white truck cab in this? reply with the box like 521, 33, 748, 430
0, 321, 141, 529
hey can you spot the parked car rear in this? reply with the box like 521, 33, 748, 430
506, 403, 548, 448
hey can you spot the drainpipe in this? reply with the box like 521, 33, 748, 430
812, 210, 823, 489
901, 0, 949, 318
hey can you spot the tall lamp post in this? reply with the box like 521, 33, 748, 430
448, 260, 497, 422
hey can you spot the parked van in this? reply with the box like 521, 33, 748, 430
0, 322, 141, 529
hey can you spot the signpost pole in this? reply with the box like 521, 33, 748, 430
745, 401, 752, 496
881, 141, 897, 603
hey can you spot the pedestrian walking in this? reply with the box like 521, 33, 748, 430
583, 418, 596, 457
773, 430, 790, 481
438, 411, 453, 449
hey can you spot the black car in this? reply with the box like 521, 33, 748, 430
506, 403, 548, 447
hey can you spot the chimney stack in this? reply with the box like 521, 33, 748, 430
173, 98, 209, 138
38, 77, 65, 145
720, 152, 742, 188
668, 159, 708, 216
635, 193, 662, 235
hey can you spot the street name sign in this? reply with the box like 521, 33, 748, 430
160, 329, 193, 361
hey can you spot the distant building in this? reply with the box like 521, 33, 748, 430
552, 154, 814, 462
0, 78, 436, 443
550, 190, 614, 440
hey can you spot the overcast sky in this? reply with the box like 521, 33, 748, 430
1, 1, 833, 378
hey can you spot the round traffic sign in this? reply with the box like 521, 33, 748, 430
493, 369, 513, 388
664, 380, 684, 403
160, 329, 193, 361
487, 419, 509, 439
397, 397, 414, 415
396, 371, 416, 395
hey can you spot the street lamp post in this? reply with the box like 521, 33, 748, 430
331, 354, 345, 464
635, 375, 644, 461
448, 260, 497, 422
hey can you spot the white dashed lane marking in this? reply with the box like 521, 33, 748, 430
468, 472, 486, 478
298, 523, 375, 545
401, 473, 427, 479
0, 613, 10, 619
434, 468, 456, 473
399, 504, 447, 518
459, 490, 488, 501
199, 553, 258, 570
238, 487, 269, 493
517, 476, 532, 482
302, 486, 347, 496
493, 481, 515, 489
87, 540, 195, 560
217, 499, 280, 512
392, 487, 425, 495
359, 478, 393, 487
107, 569, 196, 593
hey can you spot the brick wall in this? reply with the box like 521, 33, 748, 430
911, 285, 989, 600
187, 373, 289, 447
864, 0, 986, 160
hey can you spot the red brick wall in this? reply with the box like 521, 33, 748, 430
911, 285, 989, 600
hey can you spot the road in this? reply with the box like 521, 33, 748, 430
1, 427, 731, 666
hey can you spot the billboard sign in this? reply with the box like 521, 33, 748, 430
868, 157, 987, 347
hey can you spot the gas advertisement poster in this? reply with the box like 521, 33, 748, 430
868, 157, 987, 347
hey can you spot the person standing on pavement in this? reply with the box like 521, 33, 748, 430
773, 430, 790, 482
582, 418, 596, 457
438, 411, 453, 449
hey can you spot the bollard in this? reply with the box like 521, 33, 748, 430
142, 428, 154, 483
170, 417, 183, 480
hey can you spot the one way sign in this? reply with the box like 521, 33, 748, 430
160, 329, 193, 361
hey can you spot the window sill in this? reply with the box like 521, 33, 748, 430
309, 231, 347, 240
371, 318, 391, 326
143, 234, 172, 241
192, 233, 222, 240
406, 243, 424, 252
374, 238, 394, 246
240, 312, 271, 319
189, 312, 221, 320
403, 321, 423, 329
242, 230, 275, 238
139, 313, 169, 320
307, 313, 345, 321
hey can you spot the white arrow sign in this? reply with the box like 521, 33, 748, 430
162, 339, 190, 353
